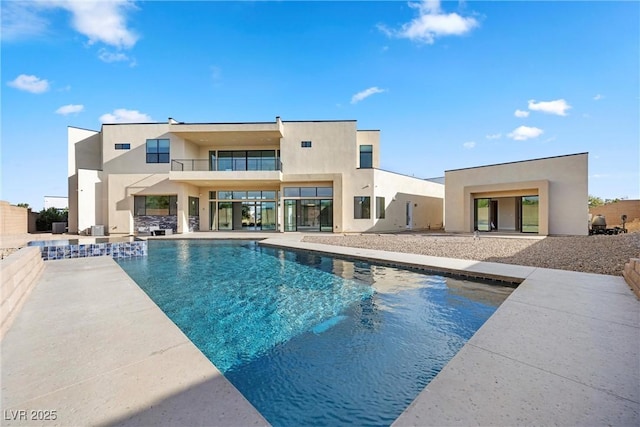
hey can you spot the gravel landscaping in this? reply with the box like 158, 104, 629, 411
303, 232, 640, 276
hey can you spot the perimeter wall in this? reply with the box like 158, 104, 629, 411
589, 200, 640, 226
0, 201, 27, 235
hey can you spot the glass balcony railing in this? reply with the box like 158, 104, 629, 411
171, 158, 282, 172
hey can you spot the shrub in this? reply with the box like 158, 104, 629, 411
36, 208, 68, 231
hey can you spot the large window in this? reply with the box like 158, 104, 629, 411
146, 139, 170, 163
134, 195, 177, 216
359, 145, 373, 169
214, 150, 278, 171
376, 197, 385, 219
354, 196, 371, 219
283, 187, 333, 197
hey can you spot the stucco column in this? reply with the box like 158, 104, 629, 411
176, 186, 189, 234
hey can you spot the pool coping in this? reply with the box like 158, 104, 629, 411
2, 235, 638, 426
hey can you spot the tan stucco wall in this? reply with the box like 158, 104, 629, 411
496, 196, 517, 231
0, 202, 28, 235
590, 200, 640, 226
68, 127, 101, 177
68, 127, 102, 233
337, 169, 444, 233
280, 121, 360, 175
356, 130, 381, 169
77, 169, 104, 234
445, 153, 588, 235
369, 169, 443, 232
102, 123, 172, 175
69, 119, 438, 234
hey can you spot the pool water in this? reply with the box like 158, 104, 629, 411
117, 240, 513, 426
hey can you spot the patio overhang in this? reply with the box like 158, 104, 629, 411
169, 120, 284, 147
168, 170, 283, 187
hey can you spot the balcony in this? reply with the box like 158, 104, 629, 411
171, 157, 282, 172
169, 158, 283, 185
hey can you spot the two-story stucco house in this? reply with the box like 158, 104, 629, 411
68, 117, 444, 235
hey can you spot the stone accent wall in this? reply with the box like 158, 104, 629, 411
134, 215, 177, 233
34, 240, 147, 261
623, 258, 640, 299
1, 246, 44, 339
0, 201, 28, 235
189, 216, 200, 232
590, 200, 640, 227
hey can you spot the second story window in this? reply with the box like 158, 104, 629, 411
359, 145, 373, 168
146, 139, 170, 163
301, 141, 312, 148
115, 143, 131, 150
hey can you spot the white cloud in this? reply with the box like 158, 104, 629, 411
351, 87, 386, 104
514, 109, 529, 118
463, 141, 476, 149
55, 104, 84, 115
593, 94, 603, 101
0, 1, 49, 40
508, 126, 544, 141
2, 1, 138, 50
528, 99, 571, 116
485, 133, 502, 140
7, 74, 50, 93
53, 0, 138, 49
98, 49, 130, 63
100, 108, 152, 123
379, 0, 478, 44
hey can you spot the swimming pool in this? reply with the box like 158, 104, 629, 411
117, 240, 513, 426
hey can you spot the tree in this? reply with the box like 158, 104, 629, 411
588, 195, 604, 208
589, 195, 622, 208
36, 208, 68, 231
15, 202, 30, 208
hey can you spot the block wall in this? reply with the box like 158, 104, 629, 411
0, 201, 28, 235
589, 200, 640, 226
622, 258, 640, 299
0, 247, 45, 339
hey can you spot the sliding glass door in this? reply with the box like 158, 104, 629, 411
283, 199, 333, 232
520, 196, 539, 233
474, 198, 491, 231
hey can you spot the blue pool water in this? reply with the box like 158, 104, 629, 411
117, 240, 513, 426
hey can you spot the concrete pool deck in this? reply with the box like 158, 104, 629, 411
1, 235, 639, 426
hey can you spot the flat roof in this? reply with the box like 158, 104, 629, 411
96, 118, 360, 126
445, 152, 588, 173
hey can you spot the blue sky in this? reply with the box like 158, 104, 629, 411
2, 0, 638, 210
